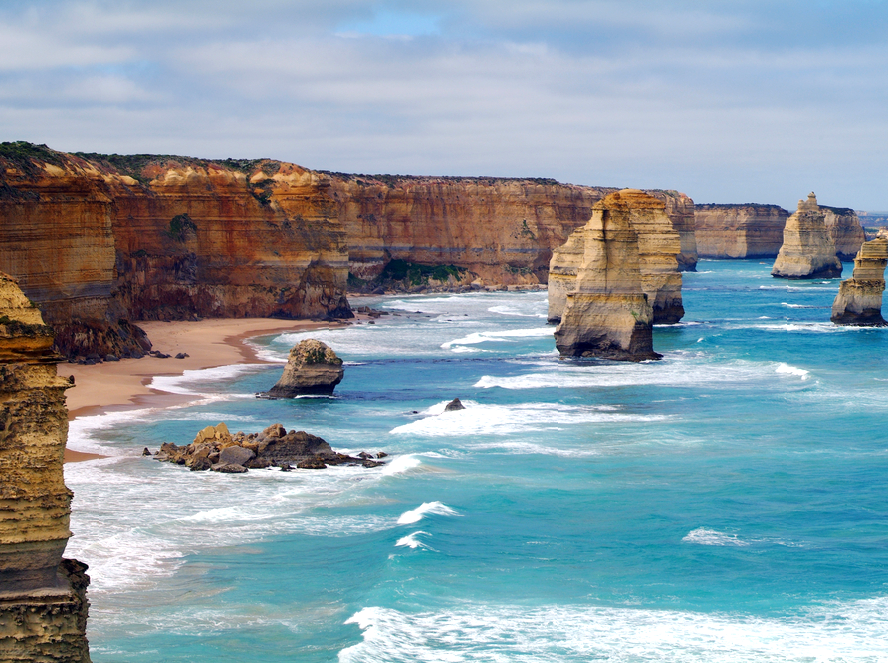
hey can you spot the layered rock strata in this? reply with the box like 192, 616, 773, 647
554, 190, 662, 361
0, 144, 351, 358
822, 206, 866, 260
153, 422, 386, 471
830, 231, 888, 326
548, 189, 683, 325
0, 272, 91, 662
264, 339, 344, 397
772, 193, 843, 279
695, 204, 789, 258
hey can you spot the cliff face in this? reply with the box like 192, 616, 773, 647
0, 272, 91, 662
822, 206, 865, 260
772, 193, 843, 279
554, 190, 661, 361
695, 204, 788, 258
831, 231, 888, 326
548, 190, 683, 325
0, 145, 351, 357
326, 175, 697, 286
649, 191, 697, 271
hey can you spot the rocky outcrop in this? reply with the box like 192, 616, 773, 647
649, 191, 697, 272
831, 231, 888, 326
0, 143, 351, 358
548, 190, 683, 325
695, 204, 789, 258
153, 422, 385, 471
554, 190, 662, 361
772, 193, 843, 279
264, 339, 344, 397
822, 206, 866, 260
0, 272, 91, 661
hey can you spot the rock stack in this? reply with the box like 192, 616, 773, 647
553, 190, 662, 361
264, 339, 344, 397
772, 193, 843, 279
0, 272, 91, 662
831, 231, 888, 326
823, 206, 866, 261
548, 189, 683, 325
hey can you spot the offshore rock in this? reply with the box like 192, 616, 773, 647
264, 339, 344, 397
548, 189, 683, 325
831, 231, 888, 326
152, 422, 383, 471
554, 191, 661, 361
695, 204, 789, 258
0, 272, 91, 661
772, 193, 842, 279
823, 206, 866, 261
444, 398, 466, 411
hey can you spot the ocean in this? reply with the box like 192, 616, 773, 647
64, 259, 888, 662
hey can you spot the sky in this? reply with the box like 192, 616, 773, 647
2, 0, 888, 209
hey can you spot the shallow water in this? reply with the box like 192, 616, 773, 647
65, 260, 888, 661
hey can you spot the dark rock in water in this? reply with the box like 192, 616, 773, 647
362, 459, 384, 468
264, 339, 344, 397
244, 457, 272, 469
214, 463, 248, 473
219, 445, 255, 466
297, 456, 327, 469
175, 352, 189, 359
141, 447, 151, 456
259, 430, 332, 465
105, 354, 119, 362
377, 452, 388, 458
445, 398, 466, 411
358, 451, 373, 459
279, 463, 293, 472
189, 457, 212, 471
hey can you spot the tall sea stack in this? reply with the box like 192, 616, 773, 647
772, 193, 842, 279
0, 272, 91, 662
830, 231, 888, 326
548, 189, 683, 325
554, 190, 661, 361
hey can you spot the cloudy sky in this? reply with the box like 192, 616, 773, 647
2, 0, 887, 208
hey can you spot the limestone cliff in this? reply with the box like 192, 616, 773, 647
695, 204, 788, 258
0, 272, 91, 662
548, 190, 683, 325
822, 206, 866, 261
772, 193, 843, 279
649, 191, 697, 272
554, 190, 661, 361
831, 230, 888, 326
0, 144, 351, 357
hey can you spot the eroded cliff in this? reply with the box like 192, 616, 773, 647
772, 193, 842, 279
822, 206, 866, 261
548, 190, 683, 325
0, 272, 91, 662
695, 204, 788, 258
554, 190, 661, 361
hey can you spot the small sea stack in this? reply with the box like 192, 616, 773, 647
831, 231, 888, 326
263, 339, 344, 397
554, 190, 661, 361
0, 272, 92, 661
772, 193, 843, 279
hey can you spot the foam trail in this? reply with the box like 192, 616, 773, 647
441, 327, 553, 349
395, 531, 430, 549
397, 502, 458, 525
381, 455, 422, 476
775, 363, 810, 380
682, 527, 750, 547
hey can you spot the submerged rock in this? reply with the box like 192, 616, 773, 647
553, 191, 662, 361
831, 231, 888, 326
444, 398, 466, 411
264, 339, 344, 397
772, 193, 842, 279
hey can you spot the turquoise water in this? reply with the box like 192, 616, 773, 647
65, 260, 888, 662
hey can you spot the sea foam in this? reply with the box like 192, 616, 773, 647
396, 502, 458, 525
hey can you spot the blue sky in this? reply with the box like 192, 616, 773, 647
2, 0, 888, 209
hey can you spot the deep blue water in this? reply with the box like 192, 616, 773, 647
65, 260, 888, 661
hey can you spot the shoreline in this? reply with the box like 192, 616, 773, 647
59, 318, 343, 462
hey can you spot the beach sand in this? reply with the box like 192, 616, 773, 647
59, 318, 339, 462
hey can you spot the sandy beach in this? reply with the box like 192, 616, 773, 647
59, 318, 340, 462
